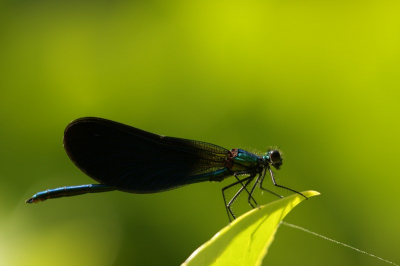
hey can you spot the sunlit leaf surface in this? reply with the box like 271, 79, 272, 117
183, 190, 320, 266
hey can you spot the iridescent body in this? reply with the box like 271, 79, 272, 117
26, 117, 306, 220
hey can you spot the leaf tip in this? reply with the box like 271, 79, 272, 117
301, 190, 321, 198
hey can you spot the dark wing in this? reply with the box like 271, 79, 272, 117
63, 117, 229, 193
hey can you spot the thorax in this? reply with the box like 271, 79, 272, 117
225, 148, 265, 173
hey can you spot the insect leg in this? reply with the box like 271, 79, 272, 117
268, 167, 307, 199
222, 174, 256, 221
259, 168, 284, 198
233, 174, 258, 208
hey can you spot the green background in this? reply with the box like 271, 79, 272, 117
1, 1, 399, 265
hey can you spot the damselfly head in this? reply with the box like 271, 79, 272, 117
266, 149, 283, 169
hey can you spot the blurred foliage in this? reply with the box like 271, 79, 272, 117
0, 0, 399, 265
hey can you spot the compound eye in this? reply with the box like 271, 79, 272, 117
270, 150, 282, 165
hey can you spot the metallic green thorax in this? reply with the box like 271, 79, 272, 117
230, 149, 263, 172
207, 149, 266, 182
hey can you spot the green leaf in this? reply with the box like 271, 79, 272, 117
182, 190, 320, 266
